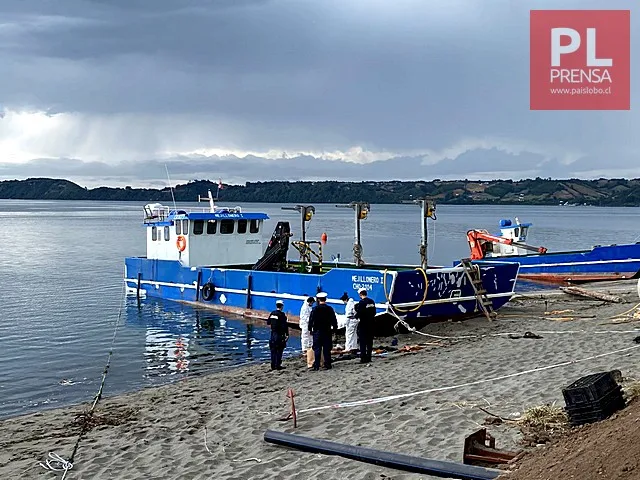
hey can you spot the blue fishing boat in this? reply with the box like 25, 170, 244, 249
124, 192, 520, 332
463, 218, 640, 284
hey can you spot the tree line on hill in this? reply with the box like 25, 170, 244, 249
1, 177, 639, 206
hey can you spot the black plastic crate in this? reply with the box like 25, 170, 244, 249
566, 393, 625, 418
566, 387, 626, 426
568, 399, 625, 426
562, 371, 620, 408
569, 412, 610, 426
565, 385, 624, 415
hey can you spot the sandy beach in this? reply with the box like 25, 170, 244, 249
2, 280, 640, 479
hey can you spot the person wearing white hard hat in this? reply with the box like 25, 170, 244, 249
267, 299, 289, 371
308, 292, 338, 370
340, 292, 358, 353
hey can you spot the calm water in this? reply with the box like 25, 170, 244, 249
0, 200, 638, 419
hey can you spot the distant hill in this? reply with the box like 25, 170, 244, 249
1, 177, 639, 206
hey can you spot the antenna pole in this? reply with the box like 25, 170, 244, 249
402, 197, 435, 270
208, 190, 215, 212
355, 205, 360, 262
281, 205, 315, 263
301, 209, 306, 244
164, 164, 177, 210
335, 201, 369, 266
420, 199, 428, 270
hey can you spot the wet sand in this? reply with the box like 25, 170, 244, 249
2, 280, 640, 479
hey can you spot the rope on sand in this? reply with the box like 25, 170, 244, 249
391, 310, 640, 341
39, 453, 74, 480
232, 458, 263, 463
204, 426, 213, 455
39, 283, 127, 478
392, 313, 476, 339
297, 344, 640, 414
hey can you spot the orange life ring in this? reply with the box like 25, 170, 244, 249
176, 235, 187, 252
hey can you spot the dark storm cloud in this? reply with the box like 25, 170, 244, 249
0, 0, 637, 178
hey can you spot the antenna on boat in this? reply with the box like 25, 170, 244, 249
335, 201, 370, 266
198, 189, 216, 213
403, 197, 436, 270
164, 164, 177, 211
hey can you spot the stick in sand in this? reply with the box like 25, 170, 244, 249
560, 286, 623, 303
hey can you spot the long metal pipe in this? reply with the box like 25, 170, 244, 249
263, 429, 500, 480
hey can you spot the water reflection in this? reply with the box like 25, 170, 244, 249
124, 298, 298, 378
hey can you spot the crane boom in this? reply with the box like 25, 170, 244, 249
467, 229, 548, 260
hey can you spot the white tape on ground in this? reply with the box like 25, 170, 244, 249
297, 344, 640, 414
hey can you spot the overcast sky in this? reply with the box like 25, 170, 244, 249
0, 0, 637, 188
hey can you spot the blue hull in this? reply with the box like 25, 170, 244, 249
124, 259, 519, 331
460, 244, 640, 284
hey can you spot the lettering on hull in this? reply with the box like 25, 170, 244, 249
351, 274, 382, 292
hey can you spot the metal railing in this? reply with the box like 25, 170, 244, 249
142, 203, 243, 222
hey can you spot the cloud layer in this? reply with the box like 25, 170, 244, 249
1, 0, 638, 187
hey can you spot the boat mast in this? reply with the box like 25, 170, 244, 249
281, 204, 315, 261
404, 197, 436, 270
208, 190, 215, 212
335, 201, 370, 266
197, 189, 217, 212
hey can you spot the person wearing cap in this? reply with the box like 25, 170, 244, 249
299, 296, 316, 368
355, 288, 376, 363
308, 292, 338, 370
267, 300, 289, 371
340, 292, 358, 353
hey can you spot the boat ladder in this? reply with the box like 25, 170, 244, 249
459, 258, 496, 321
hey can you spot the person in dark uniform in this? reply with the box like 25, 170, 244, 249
308, 292, 338, 370
355, 288, 376, 363
266, 300, 289, 370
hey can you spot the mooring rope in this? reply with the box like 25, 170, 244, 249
297, 343, 640, 414
391, 307, 640, 340
39, 282, 127, 478
38, 453, 74, 480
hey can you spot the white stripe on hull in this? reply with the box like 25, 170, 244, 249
482, 258, 640, 269
124, 278, 515, 310
389, 291, 514, 308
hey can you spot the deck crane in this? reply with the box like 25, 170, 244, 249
466, 229, 548, 260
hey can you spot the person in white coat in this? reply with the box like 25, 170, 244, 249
340, 292, 359, 353
299, 296, 315, 368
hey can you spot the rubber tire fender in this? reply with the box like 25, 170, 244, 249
202, 283, 216, 301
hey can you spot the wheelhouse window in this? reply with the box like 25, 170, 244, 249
182, 219, 189, 235
176, 221, 181, 235
193, 220, 204, 235
207, 220, 217, 234
164, 226, 170, 241
237, 219, 247, 234
250, 219, 260, 234
220, 220, 234, 234
151, 226, 158, 241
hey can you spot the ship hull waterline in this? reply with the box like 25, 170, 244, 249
124, 258, 520, 334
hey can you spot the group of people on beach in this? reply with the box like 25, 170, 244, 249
266, 288, 377, 371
